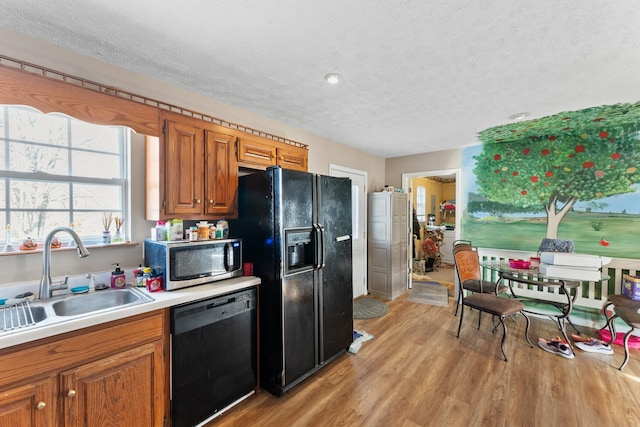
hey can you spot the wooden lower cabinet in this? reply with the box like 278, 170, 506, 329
0, 310, 167, 426
0, 377, 57, 426
60, 341, 163, 426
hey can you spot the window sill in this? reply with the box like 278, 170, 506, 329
0, 241, 139, 257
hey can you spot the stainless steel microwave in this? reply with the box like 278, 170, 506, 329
143, 238, 242, 291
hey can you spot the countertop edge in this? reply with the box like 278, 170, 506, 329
0, 276, 261, 350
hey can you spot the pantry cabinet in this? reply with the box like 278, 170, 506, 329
0, 310, 167, 426
237, 135, 308, 172
147, 111, 238, 220
368, 192, 410, 300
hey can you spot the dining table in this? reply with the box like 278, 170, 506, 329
480, 260, 610, 350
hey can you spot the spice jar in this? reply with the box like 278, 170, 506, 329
197, 221, 209, 240
188, 226, 198, 241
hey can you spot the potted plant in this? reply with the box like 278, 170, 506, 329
422, 238, 438, 272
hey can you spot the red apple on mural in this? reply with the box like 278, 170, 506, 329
600, 239, 610, 247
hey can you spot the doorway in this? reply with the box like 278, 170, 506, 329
329, 164, 367, 299
402, 168, 460, 288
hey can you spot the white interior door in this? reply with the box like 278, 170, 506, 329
329, 164, 367, 298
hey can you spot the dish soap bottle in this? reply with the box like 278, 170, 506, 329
111, 263, 126, 289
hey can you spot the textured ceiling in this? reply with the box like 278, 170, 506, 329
1, 0, 640, 158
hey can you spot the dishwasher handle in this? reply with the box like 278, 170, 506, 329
206, 296, 235, 309
171, 288, 256, 335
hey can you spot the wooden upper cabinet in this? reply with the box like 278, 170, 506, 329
152, 111, 238, 220
277, 144, 308, 171
237, 137, 277, 168
164, 118, 204, 217
205, 130, 238, 216
237, 136, 308, 172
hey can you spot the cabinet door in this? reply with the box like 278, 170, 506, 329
0, 377, 57, 426
277, 145, 308, 171
237, 137, 277, 168
205, 130, 238, 216
60, 341, 164, 427
164, 119, 204, 216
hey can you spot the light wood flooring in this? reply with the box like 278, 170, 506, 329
210, 268, 640, 426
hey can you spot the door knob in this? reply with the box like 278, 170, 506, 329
36, 401, 46, 410
68, 389, 77, 398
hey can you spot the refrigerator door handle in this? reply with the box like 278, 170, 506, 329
312, 224, 322, 270
317, 224, 326, 269
312, 223, 326, 269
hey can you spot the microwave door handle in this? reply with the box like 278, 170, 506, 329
224, 242, 233, 271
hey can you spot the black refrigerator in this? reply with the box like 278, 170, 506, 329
230, 166, 353, 396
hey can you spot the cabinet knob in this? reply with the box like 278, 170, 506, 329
68, 389, 77, 398
37, 401, 46, 410
195, 199, 201, 204
209, 199, 214, 204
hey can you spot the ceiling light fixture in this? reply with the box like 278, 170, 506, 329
324, 73, 342, 84
508, 112, 531, 121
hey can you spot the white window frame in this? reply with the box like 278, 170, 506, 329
0, 105, 130, 247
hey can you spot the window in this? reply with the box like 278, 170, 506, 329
0, 105, 129, 246
416, 185, 426, 222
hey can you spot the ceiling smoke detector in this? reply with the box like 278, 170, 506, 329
324, 73, 342, 84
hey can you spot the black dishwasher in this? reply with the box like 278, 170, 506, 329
170, 287, 257, 427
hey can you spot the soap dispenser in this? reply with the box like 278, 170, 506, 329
111, 263, 126, 289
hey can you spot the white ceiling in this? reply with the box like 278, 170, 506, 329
2, 0, 640, 158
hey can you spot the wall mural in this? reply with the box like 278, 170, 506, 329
461, 102, 640, 259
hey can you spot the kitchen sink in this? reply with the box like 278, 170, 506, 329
0, 286, 155, 339
1, 305, 47, 331
52, 288, 152, 317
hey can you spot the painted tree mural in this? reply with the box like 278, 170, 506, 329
474, 102, 640, 239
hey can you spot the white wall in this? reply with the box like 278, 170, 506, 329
384, 148, 466, 189
0, 28, 387, 287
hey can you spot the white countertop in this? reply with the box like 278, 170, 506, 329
0, 275, 260, 350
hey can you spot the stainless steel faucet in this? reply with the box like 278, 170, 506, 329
39, 226, 90, 299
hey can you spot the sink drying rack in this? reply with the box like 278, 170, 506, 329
1, 300, 37, 332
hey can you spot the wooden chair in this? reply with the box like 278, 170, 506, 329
453, 242, 533, 361
456, 287, 533, 361
452, 242, 508, 316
